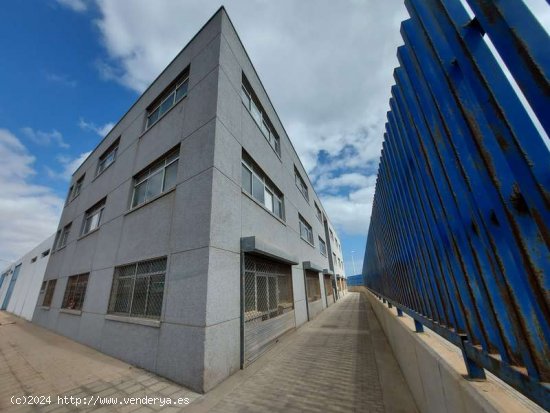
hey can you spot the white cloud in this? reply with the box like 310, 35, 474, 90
46, 151, 92, 181
78, 118, 115, 137
44, 72, 77, 87
321, 178, 377, 236
56, 0, 88, 13
87, 0, 406, 238
0, 129, 63, 262
21, 127, 69, 149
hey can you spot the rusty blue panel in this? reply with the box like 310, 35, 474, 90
464, 0, 550, 135
363, 0, 550, 408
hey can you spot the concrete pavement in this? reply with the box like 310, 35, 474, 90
0, 293, 417, 412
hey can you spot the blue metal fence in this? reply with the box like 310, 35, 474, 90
346, 274, 365, 287
363, 0, 549, 408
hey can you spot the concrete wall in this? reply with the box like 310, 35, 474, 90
358, 287, 545, 413
0, 235, 54, 321
31, 7, 347, 394
32, 9, 224, 393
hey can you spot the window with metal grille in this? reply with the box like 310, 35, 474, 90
241, 74, 280, 155
146, 67, 189, 129
61, 273, 89, 310
319, 237, 327, 256
82, 198, 106, 236
299, 214, 314, 245
241, 152, 284, 220
306, 272, 321, 302
55, 223, 71, 250
108, 257, 167, 319
294, 167, 309, 202
131, 147, 179, 208
43, 279, 57, 307
244, 255, 294, 324
96, 138, 120, 176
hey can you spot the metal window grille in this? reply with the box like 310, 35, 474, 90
62, 273, 89, 310
305, 272, 321, 302
108, 257, 167, 319
244, 255, 294, 326
43, 279, 57, 307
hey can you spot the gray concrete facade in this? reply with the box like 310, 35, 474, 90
32, 7, 346, 393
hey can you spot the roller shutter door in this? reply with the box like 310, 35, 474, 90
324, 274, 334, 306
305, 270, 322, 319
244, 254, 295, 365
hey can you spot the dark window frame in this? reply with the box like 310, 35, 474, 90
42, 279, 57, 307
319, 237, 327, 256
107, 257, 167, 320
81, 198, 106, 236
146, 67, 190, 129
299, 214, 314, 245
241, 152, 285, 220
294, 167, 309, 202
131, 146, 179, 209
241, 75, 281, 156
61, 273, 89, 311
96, 138, 120, 177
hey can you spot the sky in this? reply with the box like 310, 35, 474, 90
0, 0, 548, 274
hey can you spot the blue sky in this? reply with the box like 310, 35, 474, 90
0, 0, 408, 273
2, 0, 548, 272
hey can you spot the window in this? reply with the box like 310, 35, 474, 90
241, 75, 281, 155
40, 281, 47, 293
96, 138, 120, 176
295, 167, 309, 202
132, 147, 179, 208
55, 223, 71, 250
41, 249, 50, 258
299, 215, 314, 245
42, 279, 57, 307
108, 257, 167, 319
319, 237, 327, 256
71, 175, 85, 200
333, 252, 337, 267
62, 273, 89, 311
31, 257, 37, 263
244, 255, 294, 323
330, 229, 334, 241
241, 153, 284, 220
66, 185, 73, 204
81, 198, 106, 236
314, 202, 322, 222
146, 68, 189, 129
